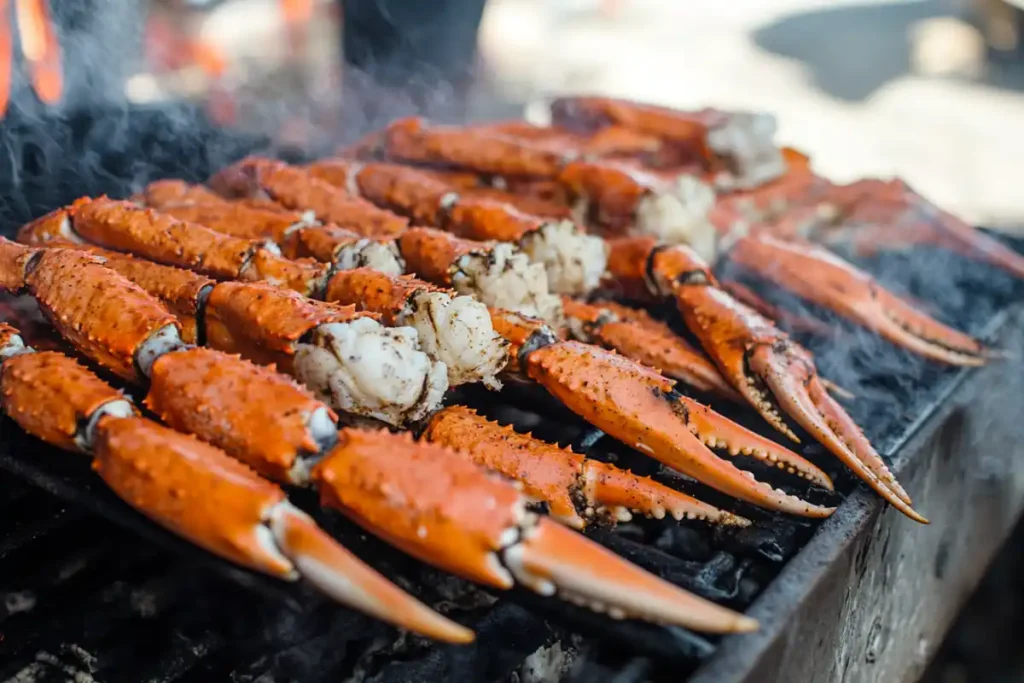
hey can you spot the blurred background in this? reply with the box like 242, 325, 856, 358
77, 0, 1024, 236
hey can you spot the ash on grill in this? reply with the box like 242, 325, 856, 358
0, 104, 1021, 683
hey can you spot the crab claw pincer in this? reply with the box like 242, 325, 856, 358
642, 241, 927, 523
489, 309, 834, 518
423, 405, 752, 530
726, 234, 993, 366
311, 428, 758, 633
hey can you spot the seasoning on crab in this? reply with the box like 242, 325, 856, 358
485, 306, 836, 519
422, 405, 751, 530
324, 268, 509, 390
0, 325, 472, 644
209, 156, 409, 236
398, 226, 564, 328
558, 159, 718, 261
312, 427, 760, 634
604, 236, 928, 523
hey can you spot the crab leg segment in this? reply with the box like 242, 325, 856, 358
727, 234, 992, 366
398, 226, 565, 327
307, 159, 608, 296
557, 160, 718, 256
209, 157, 409, 237
313, 428, 758, 633
623, 238, 926, 522
0, 332, 471, 643
560, 297, 741, 401
489, 308, 833, 517
423, 406, 751, 530
203, 281, 448, 425
548, 96, 786, 190
27, 198, 331, 297
802, 179, 1024, 281
324, 267, 508, 389
135, 180, 406, 277
383, 117, 569, 178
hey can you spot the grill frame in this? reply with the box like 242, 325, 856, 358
691, 304, 1024, 683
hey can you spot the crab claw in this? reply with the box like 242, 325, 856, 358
93, 417, 474, 641
812, 179, 1024, 281
747, 341, 927, 523
524, 340, 835, 518
422, 405, 751, 530
727, 234, 992, 366
312, 428, 757, 633
271, 502, 475, 643
561, 297, 743, 401
509, 516, 759, 632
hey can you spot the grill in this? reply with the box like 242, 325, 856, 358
0, 104, 1022, 683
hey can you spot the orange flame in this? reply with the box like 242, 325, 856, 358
15, 0, 62, 105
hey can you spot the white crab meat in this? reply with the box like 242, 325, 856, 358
333, 239, 405, 276
634, 176, 719, 262
706, 112, 787, 191
292, 317, 448, 426
451, 242, 564, 328
519, 220, 608, 297
399, 290, 509, 389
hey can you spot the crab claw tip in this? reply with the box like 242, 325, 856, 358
272, 503, 475, 644
507, 517, 759, 634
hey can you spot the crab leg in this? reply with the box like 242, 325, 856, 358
306, 159, 608, 296
489, 307, 834, 518
0, 324, 473, 643
209, 156, 409, 237
323, 267, 508, 389
560, 297, 741, 401
21, 197, 332, 297
4, 238, 447, 427
133, 179, 405, 277
726, 234, 993, 366
799, 178, 1024, 281
717, 279, 833, 337
547, 96, 787, 190
397, 226, 565, 327
606, 236, 925, 522
422, 405, 751, 530
313, 428, 759, 633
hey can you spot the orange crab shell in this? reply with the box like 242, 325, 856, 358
397, 227, 483, 287
93, 416, 296, 577
146, 347, 336, 482
203, 281, 371, 371
71, 197, 258, 279
312, 428, 525, 588
323, 268, 439, 324
210, 157, 409, 237
101, 254, 214, 345
383, 117, 566, 179
0, 350, 137, 452
280, 224, 377, 263
24, 248, 181, 381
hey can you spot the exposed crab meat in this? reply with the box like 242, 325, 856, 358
453, 242, 564, 327
294, 317, 448, 426
323, 268, 508, 390
0, 325, 470, 643
313, 428, 759, 633
404, 290, 508, 389
333, 238, 405, 275
398, 227, 564, 328
513, 219, 607, 296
